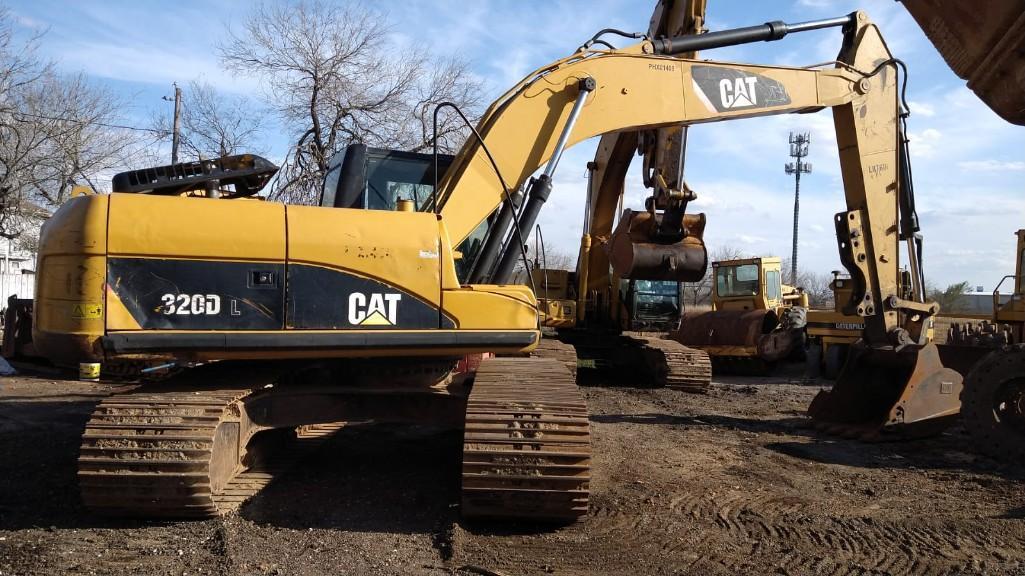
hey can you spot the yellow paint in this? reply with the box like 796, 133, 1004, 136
108, 194, 285, 261
78, 362, 101, 381
359, 311, 392, 326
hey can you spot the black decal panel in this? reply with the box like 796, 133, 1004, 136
692, 66, 791, 112
287, 264, 453, 329
107, 258, 284, 330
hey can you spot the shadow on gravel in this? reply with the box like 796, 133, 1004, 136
455, 518, 570, 538
0, 396, 104, 530
765, 433, 1025, 478
240, 424, 462, 536
590, 412, 808, 435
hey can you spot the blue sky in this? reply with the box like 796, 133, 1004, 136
10, 0, 1025, 290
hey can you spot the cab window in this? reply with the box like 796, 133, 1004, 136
765, 269, 781, 301
716, 264, 760, 297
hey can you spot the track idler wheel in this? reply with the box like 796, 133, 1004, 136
807, 342, 962, 439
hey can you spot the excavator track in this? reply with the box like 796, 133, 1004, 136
461, 357, 591, 522
632, 336, 712, 393
530, 336, 579, 379
78, 387, 343, 518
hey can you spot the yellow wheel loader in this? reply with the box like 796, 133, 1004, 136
32, 8, 962, 521
667, 256, 808, 374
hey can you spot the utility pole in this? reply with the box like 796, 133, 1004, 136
163, 83, 183, 164
784, 132, 812, 286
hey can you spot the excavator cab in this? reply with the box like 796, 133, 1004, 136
619, 279, 683, 332
712, 257, 784, 312
320, 144, 453, 211
996, 230, 1025, 331
530, 268, 578, 329
320, 144, 494, 282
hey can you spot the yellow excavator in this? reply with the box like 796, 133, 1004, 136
669, 256, 809, 374
806, 271, 864, 379
32, 8, 962, 521
527, 0, 713, 391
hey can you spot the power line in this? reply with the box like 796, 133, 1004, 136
8, 111, 171, 135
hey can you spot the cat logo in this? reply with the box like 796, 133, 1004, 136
691, 66, 790, 113
348, 292, 402, 326
719, 76, 758, 108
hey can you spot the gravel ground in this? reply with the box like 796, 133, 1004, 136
1, 363, 1024, 575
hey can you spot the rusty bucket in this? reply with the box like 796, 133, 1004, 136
606, 210, 707, 282
807, 342, 963, 439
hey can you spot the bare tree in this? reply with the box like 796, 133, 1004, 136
218, 0, 484, 205
782, 257, 835, 308
518, 245, 575, 274
0, 10, 149, 240
683, 244, 749, 307
153, 80, 264, 160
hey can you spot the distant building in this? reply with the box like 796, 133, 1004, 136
957, 292, 1011, 315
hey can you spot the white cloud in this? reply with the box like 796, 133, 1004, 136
908, 127, 942, 158
738, 234, 768, 245
957, 160, 1025, 172
909, 100, 936, 117
57, 42, 260, 95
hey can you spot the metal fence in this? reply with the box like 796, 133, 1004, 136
0, 273, 35, 305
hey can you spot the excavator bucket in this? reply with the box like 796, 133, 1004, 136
807, 342, 963, 439
606, 209, 707, 282
901, 0, 1025, 126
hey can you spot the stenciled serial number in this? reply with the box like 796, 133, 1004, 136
160, 293, 222, 316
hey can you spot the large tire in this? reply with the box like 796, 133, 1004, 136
787, 330, 808, 362
823, 343, 848, 381
805, 341, 822, 379
961, 344, 1025, 462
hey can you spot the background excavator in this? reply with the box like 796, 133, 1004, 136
526, 0, 713, 392
29, 4, 963, 523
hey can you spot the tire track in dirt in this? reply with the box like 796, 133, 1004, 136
584, 486, 1022, 576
